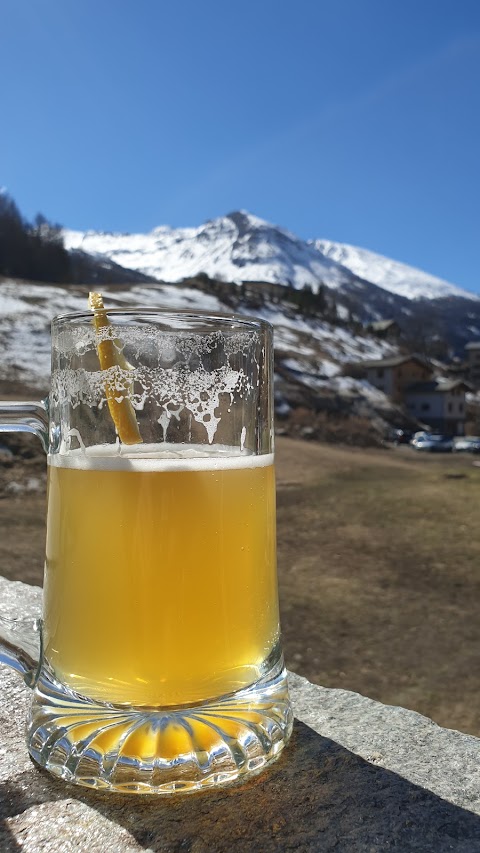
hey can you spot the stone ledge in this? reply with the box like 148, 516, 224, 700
1, 576, 480, 852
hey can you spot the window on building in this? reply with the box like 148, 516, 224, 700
459, 403, 464, 413
421, 403, 430, 411
377, 368, 384, 378
448, 402, 452, 412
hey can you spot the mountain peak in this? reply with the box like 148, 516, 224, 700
225, 210, 269, 230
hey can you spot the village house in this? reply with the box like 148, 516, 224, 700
465, 342, 480, 388
404, 379, 469, 436
354, 354, 469, 435
366, 319, 401, 343
358, 354, 433, 404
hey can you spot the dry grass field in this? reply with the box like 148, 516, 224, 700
1, 434, 479, 736
275, 438, 480, 737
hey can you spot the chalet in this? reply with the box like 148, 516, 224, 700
404, 380, 470, 436
465, 342, 480, 387
358, 354, 433, 404
353, 355, 470, 435
366, 319, 401, 342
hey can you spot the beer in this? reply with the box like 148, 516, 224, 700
44, 445, 279, 707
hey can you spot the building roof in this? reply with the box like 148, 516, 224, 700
359, 354, 431, 370
465, 341, 480, 351
368, 319, 400, 332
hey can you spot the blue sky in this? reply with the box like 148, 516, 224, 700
1, 1, 480, 291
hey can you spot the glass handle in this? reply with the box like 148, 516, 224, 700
0, 616, 42, 687
0, 399, 47, 685
0, 400, 49, 452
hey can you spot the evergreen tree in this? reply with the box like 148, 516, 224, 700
0, 192, 72, 282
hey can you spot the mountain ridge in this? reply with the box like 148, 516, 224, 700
63, 209, 477, 304
314, 238, 474, 302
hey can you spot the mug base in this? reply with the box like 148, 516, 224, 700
26, 661, 293, 794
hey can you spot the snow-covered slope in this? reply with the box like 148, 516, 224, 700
64, 210, 476, 303
0, 281, 224, 386
314, 239, 474, 301
0, 279, 395, 388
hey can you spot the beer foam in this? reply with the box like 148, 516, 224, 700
48, 443, 274, 473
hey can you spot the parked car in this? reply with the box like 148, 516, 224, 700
411, 431, 430, 441
411, 433, 453, 452
453, 436, 480, 453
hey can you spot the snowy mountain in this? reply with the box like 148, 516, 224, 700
64, 210, 477, 304
2, 211, 478, 446
314, 239, 474, 302
63, 210, 480, 354
64, 211, 351, 291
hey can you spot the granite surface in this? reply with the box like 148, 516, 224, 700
1, 577, 480, 852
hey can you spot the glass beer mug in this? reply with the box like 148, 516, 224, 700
0, 306, 292, 794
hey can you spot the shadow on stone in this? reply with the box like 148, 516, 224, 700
2, 720, 480, 852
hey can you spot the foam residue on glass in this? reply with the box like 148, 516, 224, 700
51, 324, 262, 448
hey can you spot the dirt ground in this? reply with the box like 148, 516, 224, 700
1, 433, 480, 736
